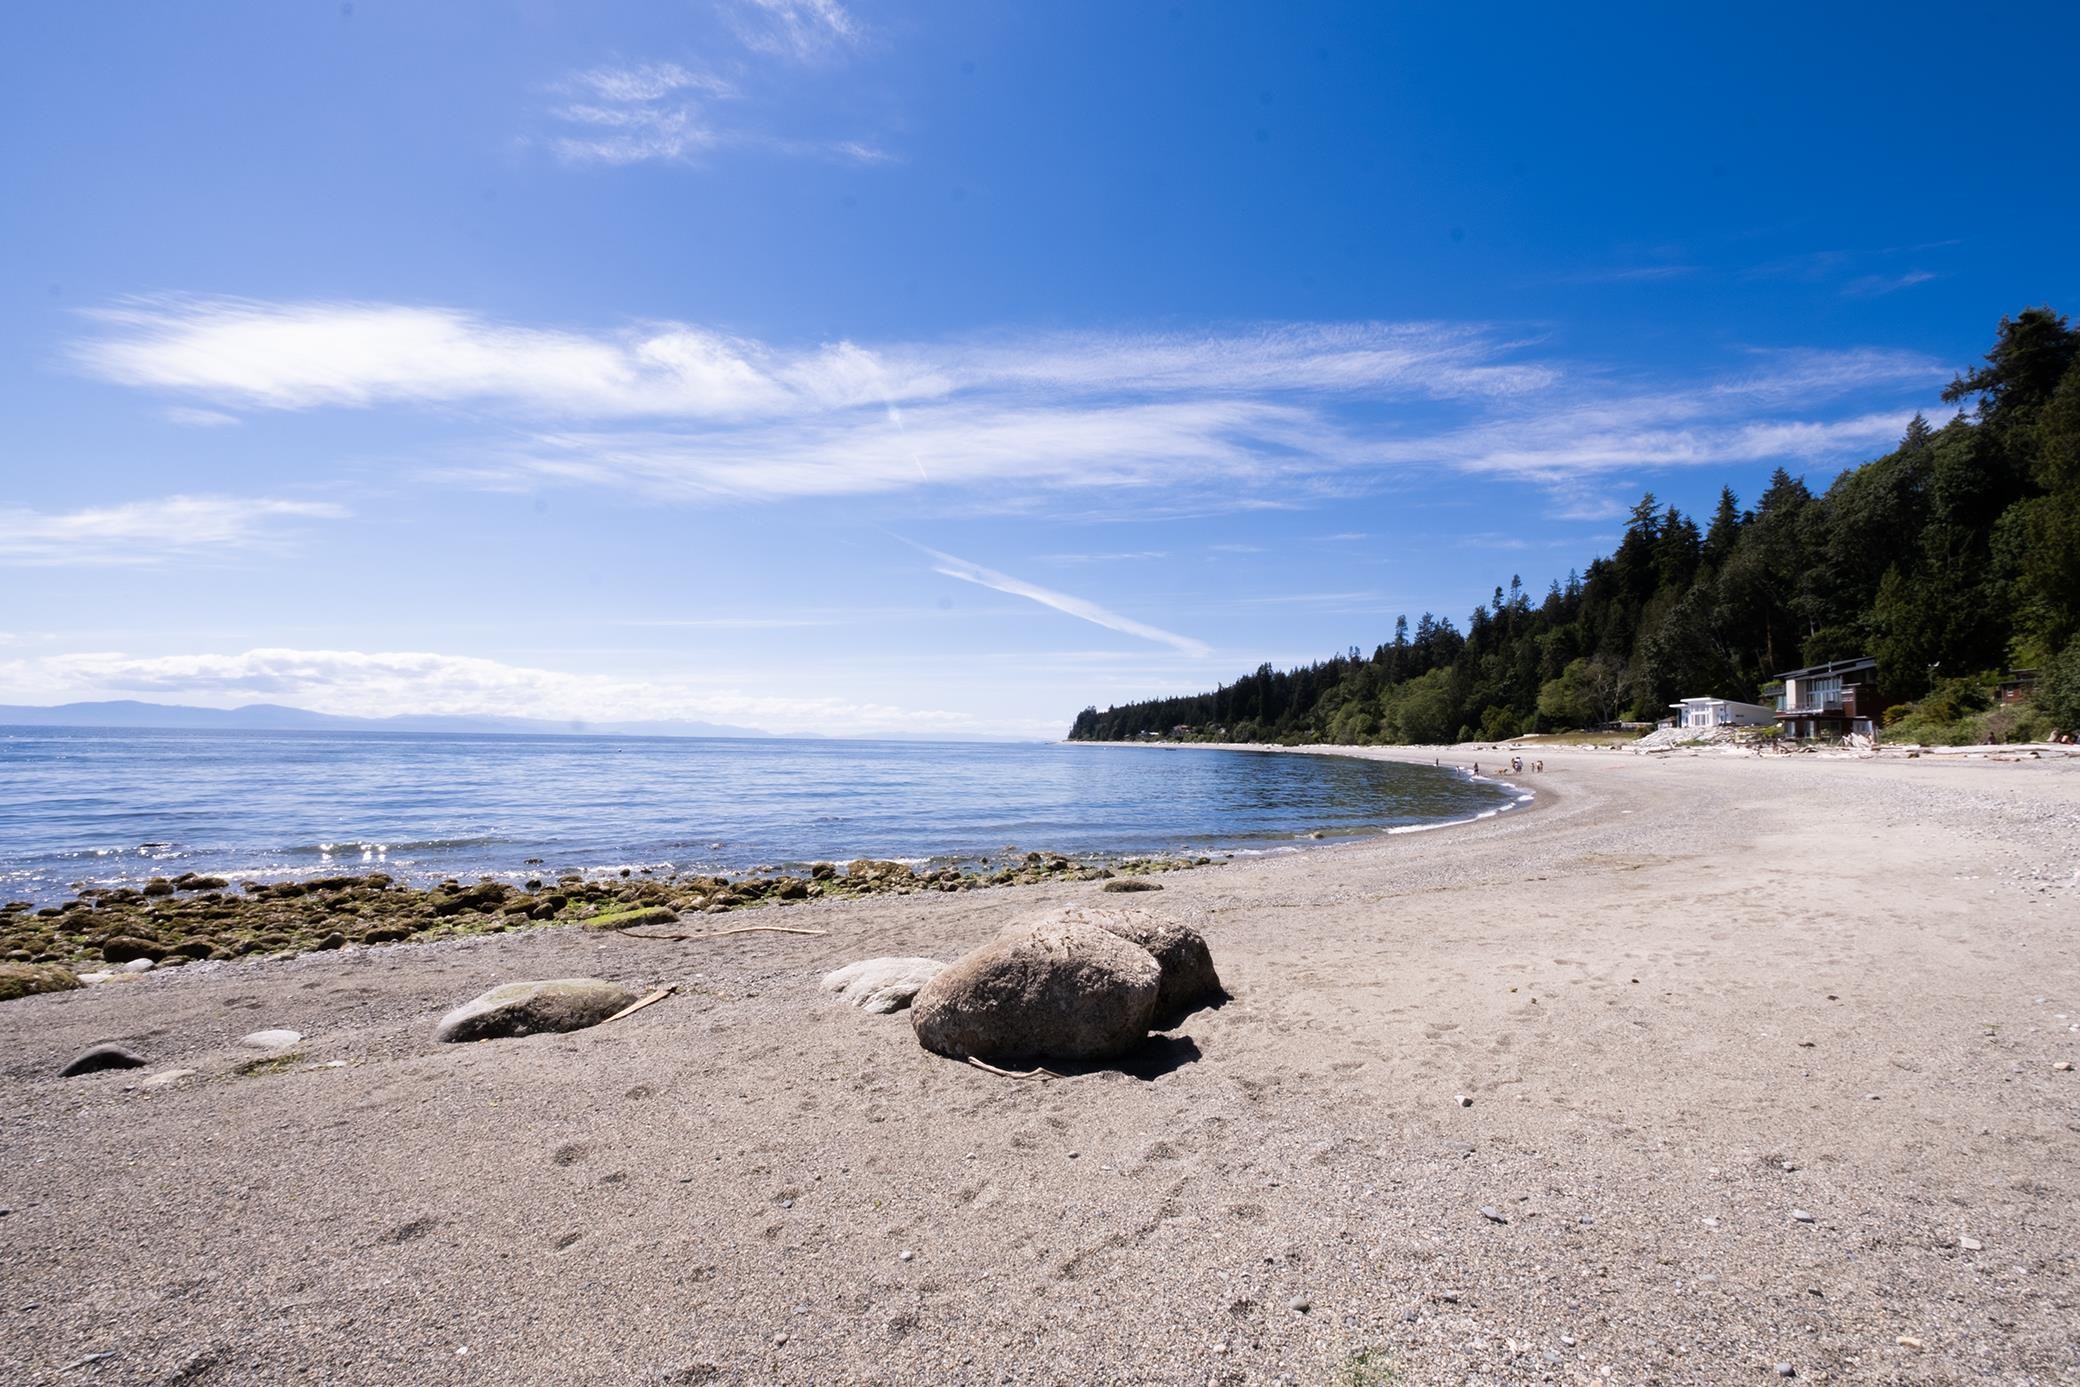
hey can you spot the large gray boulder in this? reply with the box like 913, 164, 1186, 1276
911, 917, 1160, 1063
434, 978, 637, 1044
821, 957, 944, 1014
1053, 905, 1223, 1028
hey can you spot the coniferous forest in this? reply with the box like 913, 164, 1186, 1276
1068, 309, 2080, 745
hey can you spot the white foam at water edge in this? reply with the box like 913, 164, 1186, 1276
1386, 816, 1474, 835
578, 860, 681, 878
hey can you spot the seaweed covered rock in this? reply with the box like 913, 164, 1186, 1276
100, 935, 167, 964
0, 962, 83, 1003
582, 905, 678, 932
846, 859, 916, 887
434, 978, 638, 1043
821, 957, 944, 1014
911, 918, 1159, 1063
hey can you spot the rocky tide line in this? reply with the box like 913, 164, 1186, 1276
0, 852, 1208, 979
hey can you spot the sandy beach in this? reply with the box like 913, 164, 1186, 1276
4, 746, 2078, 1386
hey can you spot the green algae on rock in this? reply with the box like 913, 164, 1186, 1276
0, 852, 1211, 970
0, 961, 83, 1003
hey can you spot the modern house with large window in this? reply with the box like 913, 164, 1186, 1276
1667, 696, 1779, 731
1772, 656, 1880, 740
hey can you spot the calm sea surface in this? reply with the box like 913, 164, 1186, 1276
0, 729, 1524, 905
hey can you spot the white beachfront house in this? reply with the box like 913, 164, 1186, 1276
1668, 696, 1779, 731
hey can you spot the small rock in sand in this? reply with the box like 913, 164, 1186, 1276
240, 1029, 302, 1050
141, 1068, 198, 1088
434, 979, 638, 1044
1790, 1209, 1815, 1223
2055, 1061, 2072, 1072
1287, 1295, 1311, 1313
1775, 1363, 1795, 1377
1479, 1205, 1509, 1224
1455, 1094, 1474, 1108
61, 1043, 148, 1077
1959, 1236, 1983, 1251
820, 957, 944, 1014
121, 958, 156, 974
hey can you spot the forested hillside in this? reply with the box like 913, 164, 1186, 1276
1069, 308, 2080, 744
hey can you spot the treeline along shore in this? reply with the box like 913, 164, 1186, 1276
1071, 307, 2080, 747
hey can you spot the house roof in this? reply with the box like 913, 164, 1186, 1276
1772, 655, 1876, 681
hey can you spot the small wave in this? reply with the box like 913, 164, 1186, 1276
1387, 814, 1482, 835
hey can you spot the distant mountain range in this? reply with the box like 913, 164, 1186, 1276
0, 699, 778, 740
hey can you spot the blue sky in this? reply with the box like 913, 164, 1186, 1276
2, 1, 2075, 738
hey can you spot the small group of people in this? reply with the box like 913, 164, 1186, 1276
1467, 755, 1542, 776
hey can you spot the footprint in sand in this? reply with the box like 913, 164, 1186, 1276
378, 1216, 437, 1245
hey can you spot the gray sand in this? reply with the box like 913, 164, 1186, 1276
3, 748, 2077, 1385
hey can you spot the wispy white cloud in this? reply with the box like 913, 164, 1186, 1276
77, 297, 802, 416
606, 616, 837, 630
548, 2, 873, 168
732, 0, 861, 63
0, 496, 347, 566
70, 296, 1949, 514
1038, 550, 1170, 564
0, 646, 1000, 738
484, 398, 1344, 501
917, 545, 1212, 658
165, 406, 240, 428
548, 63, 741, 165
1560, 264, 1697, 284
570, 62, 736, 105
76, 300, 1534, 418
1842, 270, 1939, 298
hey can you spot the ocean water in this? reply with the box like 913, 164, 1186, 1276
0, 728, 1523, 905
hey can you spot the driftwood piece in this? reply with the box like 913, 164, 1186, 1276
619, 925, 829, 942
965, 1056, 1072, 1081
599, 983, 678, 1025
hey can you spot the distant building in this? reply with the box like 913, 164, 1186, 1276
1668, 696, 1779, 731
1996, 670, 2039, 705
1773, 656, 1880, 740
